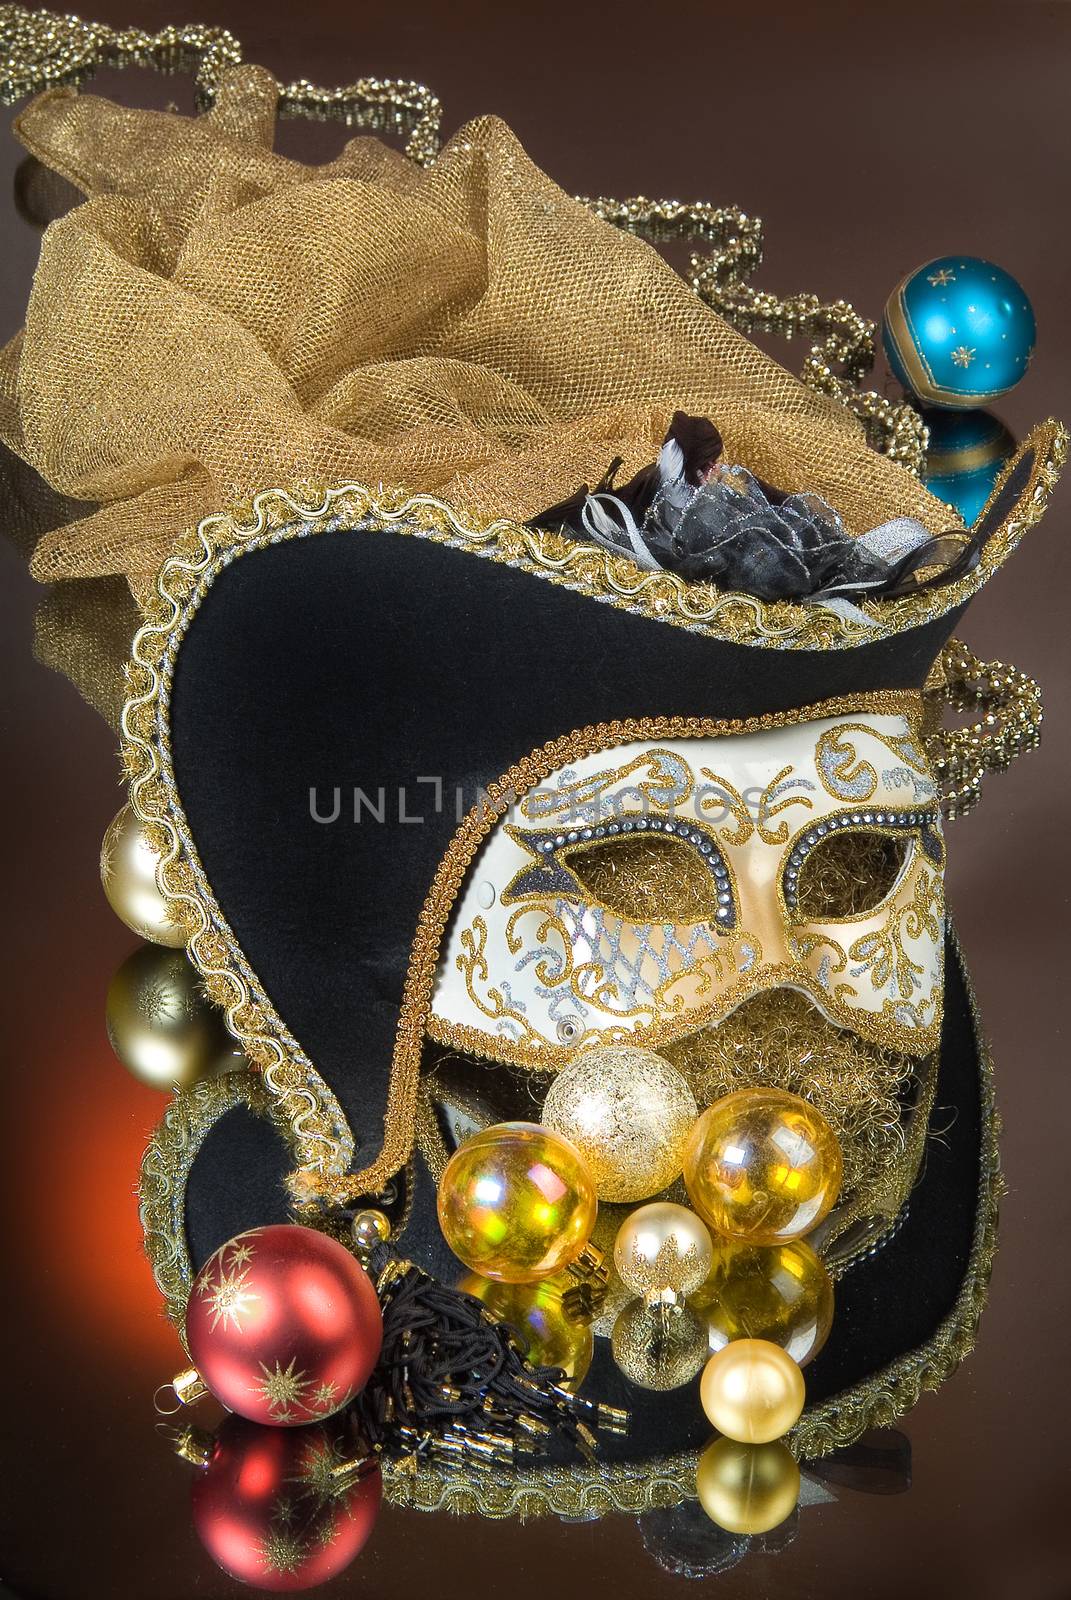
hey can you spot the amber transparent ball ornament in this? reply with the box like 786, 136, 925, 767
692, 1237, 834, 1366
438, 1122, 598, 1283
684, 1088, 843, 1244
460, 1273, 594, 1389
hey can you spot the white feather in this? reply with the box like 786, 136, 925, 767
658, 437, 685, 486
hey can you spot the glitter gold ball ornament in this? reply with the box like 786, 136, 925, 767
611, 1300, 709, 1391
700, 1338, 805, 1443
684, 1088, 843, 1245
882, 256, 1036, 409
691, 1238, 834, 1367
613, 1202, 714, 1304
100, 803, 186, 946
191, 1414, 382, 1591
459, 1273, 594, 1390
696, 1437, 800, 1535
186, 1225, 383, 1426
541, 1046, 698, 1202
437, 1122, 598, 1283
105, 943, 243, 1089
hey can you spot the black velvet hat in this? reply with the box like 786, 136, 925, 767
130, 419, 1060, 1512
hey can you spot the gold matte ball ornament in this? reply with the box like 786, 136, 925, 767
696, 1437, 801, 1535
542, 1046, 698, 1202
100, 803, 186, 947
105, 943, 243, 1090
700, 1338, 806, 1444
684, 1087, 843, 1245
613, 1202, 713, 1304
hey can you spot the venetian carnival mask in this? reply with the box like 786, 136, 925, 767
431, 711, 945, 1066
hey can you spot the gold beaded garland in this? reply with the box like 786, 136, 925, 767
100, 803, 186, 947
542, 1047, 698, 1202
613, 1202, 713, 1304
684, 1087, 843, 1245
699, 1338, 805, 1444
695, 1437, 801, 1535
105, 943, 243, 1089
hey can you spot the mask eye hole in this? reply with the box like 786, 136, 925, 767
792, 829, 909, 920
565, 833, 722, 925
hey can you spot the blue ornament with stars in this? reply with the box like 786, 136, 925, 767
882, 256, 1035, 409
921, 408, 1016, 527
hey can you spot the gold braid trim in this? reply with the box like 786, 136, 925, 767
0, 5, 442, 164
137, 925, 1000, 1509
110, 425, 1064, 657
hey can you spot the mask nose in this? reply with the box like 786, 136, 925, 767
731, 849, 794, 966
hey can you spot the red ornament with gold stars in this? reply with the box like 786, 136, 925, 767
191, 1414, 382, 1591
186, 1224, 382, 1426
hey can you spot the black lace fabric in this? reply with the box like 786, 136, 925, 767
532, 412, 978, 607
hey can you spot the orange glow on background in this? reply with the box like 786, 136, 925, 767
8, 981, 182, 1375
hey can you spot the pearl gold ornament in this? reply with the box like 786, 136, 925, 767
459, 1273, 594, 1390
696, 1437, 800, 1535
610, 1300, 708, 1391
700, 1338, 805, 1444
100, 803, 186, 946
684, 1088, 842, 1245
105, 943, 243, 1089
437, 1122, 597, 1283
691, 1238, 834, 1367
613, 1202, 713, 1305
541, 1046, 698, 1202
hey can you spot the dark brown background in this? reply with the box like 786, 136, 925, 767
1, 3, 1068, 1597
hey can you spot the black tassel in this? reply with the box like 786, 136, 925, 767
351, 1249, 627, 1466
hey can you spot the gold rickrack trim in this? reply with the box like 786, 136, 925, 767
118, 427, 1064, 659
137, 923, 1001, 1507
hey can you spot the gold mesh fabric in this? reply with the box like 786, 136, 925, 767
0, 66, 958, 601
